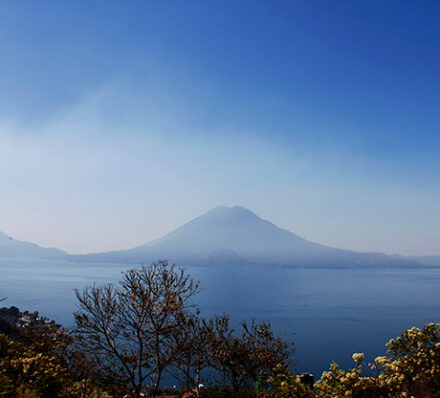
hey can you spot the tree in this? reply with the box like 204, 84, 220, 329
169, 314, 217, 395
0, 327, 113, 398
209, 316, 295, 397
265, 363, 315, 398
0, 328, 69, 397
376, 323, 440, 397
74, 260, 200, 397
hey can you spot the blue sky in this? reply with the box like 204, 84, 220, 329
0, 1, 439, 255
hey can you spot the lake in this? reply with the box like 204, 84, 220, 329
1, 258, 440, 378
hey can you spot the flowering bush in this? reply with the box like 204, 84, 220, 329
314, 357, 385, 398
375, 323, 440, 397
315, 323, 440, 398
265, 363, 314, 398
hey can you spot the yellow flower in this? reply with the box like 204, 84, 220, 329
375, 356, 388, 365
352, 353, 364, 364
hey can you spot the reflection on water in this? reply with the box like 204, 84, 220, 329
1, 258, 440, 376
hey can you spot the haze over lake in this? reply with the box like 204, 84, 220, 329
2, 258, 440, 377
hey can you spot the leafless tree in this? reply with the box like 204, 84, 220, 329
74, 260, 199, 397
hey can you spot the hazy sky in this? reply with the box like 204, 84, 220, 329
1, 1, 439, 255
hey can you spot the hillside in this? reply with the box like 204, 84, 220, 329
73, 206, 421, 268
0, 231, 67, 259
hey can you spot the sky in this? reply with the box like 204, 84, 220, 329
0, 0, 439, 255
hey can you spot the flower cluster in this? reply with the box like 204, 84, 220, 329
314, 323, 440, 398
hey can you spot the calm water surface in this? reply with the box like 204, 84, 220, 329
1, 258, 440, 377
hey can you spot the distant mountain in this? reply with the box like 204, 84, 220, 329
74, 206, 423, 268
413, 256, 440, 266
0, 231, 67, 259
391, 254, 440, 267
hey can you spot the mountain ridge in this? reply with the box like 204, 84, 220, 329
72, 206, 433, 268
2, 206, 438, 267
0, 231, 68, 259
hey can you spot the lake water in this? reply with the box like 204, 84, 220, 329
1, 258, 440, 378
